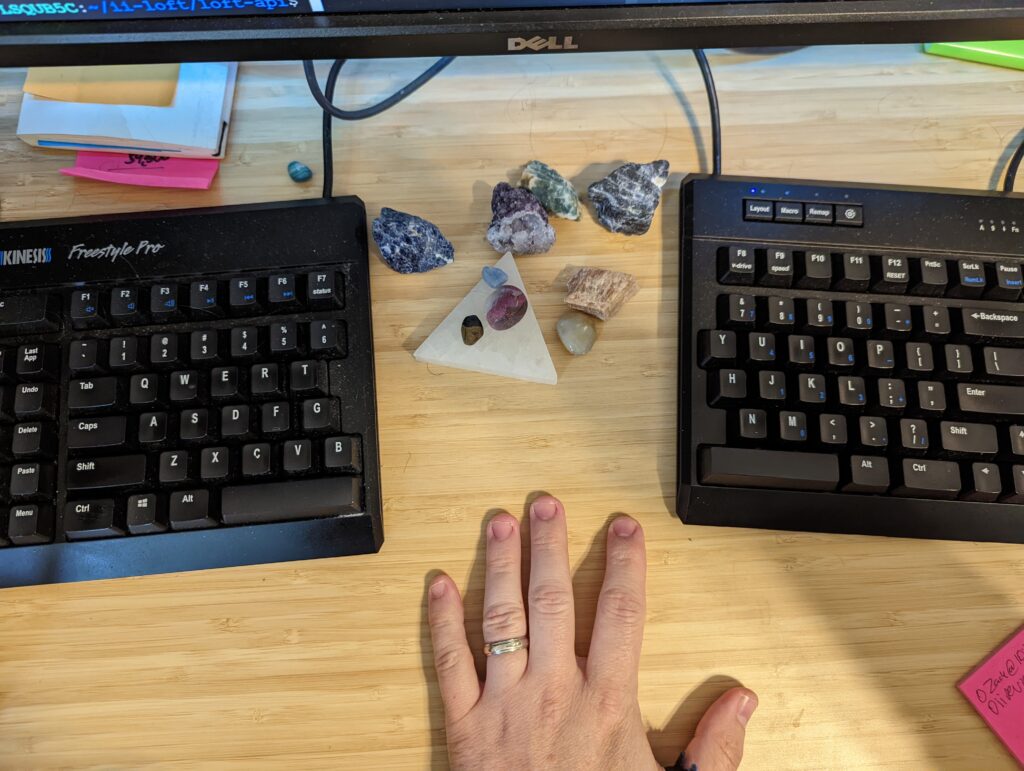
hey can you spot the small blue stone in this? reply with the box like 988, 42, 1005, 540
482, 266, 508, 288
287, 161, 313, 183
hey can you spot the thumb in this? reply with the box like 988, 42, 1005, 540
676, 687, 757, 771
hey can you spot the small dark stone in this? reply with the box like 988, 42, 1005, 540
372, 207, 455, 274
461, 315, 484, 346
287, 161, 313, 183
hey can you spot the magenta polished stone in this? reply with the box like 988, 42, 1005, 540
485, 285, 528, 331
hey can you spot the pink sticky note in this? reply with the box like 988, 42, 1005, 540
60, 151, 219, 190
958, 625, 1024, 766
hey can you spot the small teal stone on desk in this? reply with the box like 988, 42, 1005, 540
288, 161, 313, 183
482, 266, 508, 288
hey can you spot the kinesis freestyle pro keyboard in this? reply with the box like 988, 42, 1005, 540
678, 176, 1024, 543
0, 198, 382, 587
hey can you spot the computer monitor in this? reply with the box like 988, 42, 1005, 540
2, 1, 1024, 67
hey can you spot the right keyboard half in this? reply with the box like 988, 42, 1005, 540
679, 175, 1024, 543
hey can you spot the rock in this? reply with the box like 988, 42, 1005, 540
485, 285, 528, 330
564, 266, 639, 321
482, 265, 508, 288
461, 315, 484, 346
556, 311, 598, 355
521, 160, 581, 221
486, 182, 556, 255
372, 207, 455, 274
287, 161, 313, 183
587, 160, 670, 235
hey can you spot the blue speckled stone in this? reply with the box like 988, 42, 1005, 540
372, 207, 455, 274
287, 161, 313, 183
482, 265, 508, 288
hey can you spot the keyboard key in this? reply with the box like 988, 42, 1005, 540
701, 330, 736, 364
962, 308, 1024, 340
261, 402, 290, 433
180, 409, 210, 442
150, 283, 181, 319
767, 297, 795, 327
747, 332, 775, 363
130, 374, 160, 407
837, 254, 870, 291
827, 337, 855, 368
269, 274, 298, 306
169, 490, 217, 531
231, 327, 259, 358
899, 419, 929, 450
325, 436, 362, 473
1013, 425, 1024, 456
303, 398, 340, 432
69, 340, 102, 373
229, 277, 262, 314
110, 287, 141, 323
875, 255, 909, 293
905, 342, 934, 372
944, 344, 973, 375
70, 289, 105, 329
838, 376, 866, 406
845, 455, 890, 493
222, 476, 361, 526
190, 331, 220, 362
803, 203, 834, 225
0, 295, 60, 336
307, 270, 343, 308
67, 455, 146, 490
282, 439, 313, 473
211, 367, 240, 399
68, 377, 117, 411
269, 322, 298, 354
68, 416, 126, 450
805, 299, 833, 330
719, 246, 755, 285
913, 258, 948, 296
758, 371, 786, 400
138, 412, 168, 444
984, 347, 1024, 378
699, 447, 839, 491
200, 446, 231, 480
8, 504, 54, 545
11, 462, 53, 498
251, 363, 281, 396
951, 259, 986, 298
725, 295, 756, 325
835, 203, 863, 227
221, 405, 252, 438
126, 493, 167, 534
922, 306, 951, 335
895, 459, 960, 499
958, 383, 1024, 416
968, 463, 1002, 502
188, 280, 221, 315
1006, 466, 1024, 503
798, 373, 826, 404
819, 414, 847, 444
242, 443, 273, 477
12, 422, 56, 458
169, 370, 200, 403
939, 421, 998, 455
779, 411, 807, 442
883, 303, 912, 334
109, 337, 140, 370
844, 302, 873, 333
859, 417, 888, 447
17, 344, 59, 381
867, 340, 895, 370
990, 261, 1023, 301
877, 378, 906, 409
917, 381, 946, 411
290, 361, 327, 395
310, 320, 343, 354
150, 334, 181, 367
788, 335, 815, 365
774, 201, 803, 223
64, 499, 122, 540
159, 450, 191, 484
799, 251, 832, 289
15, 383, 58, 419
763, 248, 794, 287
738, 408, 767, 439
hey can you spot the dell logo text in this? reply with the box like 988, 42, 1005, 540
508, 36, 579, 52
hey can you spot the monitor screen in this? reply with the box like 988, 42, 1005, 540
2, 0, 1024, 67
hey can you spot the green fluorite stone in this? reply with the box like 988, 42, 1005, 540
521, 160, 581, 221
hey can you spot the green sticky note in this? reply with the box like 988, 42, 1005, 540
924, 41, 1024, 71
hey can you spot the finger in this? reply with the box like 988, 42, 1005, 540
427, 574, 481, 722
526, 495, 576, 673
681, 687, 758, 771
586, 516, 646, 692
481, 512, 528, 690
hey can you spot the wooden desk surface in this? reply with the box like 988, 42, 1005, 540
1, 45, 1023, 769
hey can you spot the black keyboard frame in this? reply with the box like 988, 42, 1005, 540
678, 174, 1024, 543
0, 197, 383, 587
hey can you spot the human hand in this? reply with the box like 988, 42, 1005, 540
427, 494, 758, 771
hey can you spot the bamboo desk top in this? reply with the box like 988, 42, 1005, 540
1, 45, 1023, 769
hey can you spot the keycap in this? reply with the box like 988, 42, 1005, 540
845, 456, 890, 493
230, 327, 259, 358
939, 421, 999, 455
779, 411, 807, 441
307, 270, 343, 308
958, 383, 1024, 416
169, 370, 200, 403
69, 340, 102, 373
303, 398, 341, 432
68, 377, 117, 411
895, 459, 960, 499
150, 284, 181, 319
222, 476, 362, 525
712, 370, 748, 403
130, 374, 160, 406
883, 303, 912, 334
126, 494, 167, 534
190, 331, 219, 362
180, 409, 210, 442
310, 320, 342, 354
725, 294, 756, 325
968, 463, 1002, 502
1006, 466, 1024, 503
875, 255, 909, 293
325, 436, 362, 472
1012, 425, 1024, 455
221, 405, 252, 438
139, 412, 168, 444
229, 278, 262, 314
984, 347, 1024, 378
867, 340, 895, 370
799, 251, 832, 289
859, 417, 888, 447
719, 246, 755, 285
989, 261, 1023, 301
798, 373, 826, 403
67, 455, 146, 490
110, 287, 141, 323
17, 344, 59, 381
767, 297, 795, 327
844, 302, 873, 333
838, 376, 866, 406
67, 416, 126, 450
951, 259, 986, 298
701, 330, 736, 364
819, 414, 847, 444
899, 419, 929, 450
906, 342, 934, 372
283, 439, 313, 473
261, 402, 290, 433
200, 446, 230, 480
64, 499, 122, 540
268, 274, 298, 306
774, 201, 803, 223
918, 381, 946, 411
12, 422, 56, 458
290, 361, 327, 394
150, 334, 181, 367
211, 367, 240, 399
11, 462, 54, 498
877, 378, 906, 409
189, 280, 221, 315
109, 337, 140, 370
242, 443, 273, 477
251, 363, 281, 396
70, 289, 105, 329
923, 306, 951, 335
738, 408, 767, 439
758, 371, 786, 400
169, 490, 217, 531
698, 447, 840, 491
804, 203, 833, 225
837, 254, 870, 291
269, 322, 298, 354
945, 344, 973, 374
806, 299, 833, 330
962, 308, 1024, 340
827, 337, 855, 368
159, 450, 190, 484
913, 258, 948, 296
14, 383, 58, 419
748, 332, 775, 363
835, 204, 863, 227
788, 336, 815, 365
8, 504, 54, 545
763, 248, 794, 287
0, 294, 60, 336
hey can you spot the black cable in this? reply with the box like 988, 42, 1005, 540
1003, 133, 1024, 192
692, 49, 721, 176
305, 57, 456, 198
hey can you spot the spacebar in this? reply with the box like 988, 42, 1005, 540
221, 477, 363, 526
699, 447, 840, 491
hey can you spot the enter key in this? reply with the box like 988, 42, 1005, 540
958, 383, 1024, 415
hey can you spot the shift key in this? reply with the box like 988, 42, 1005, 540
67, 454, 146, 490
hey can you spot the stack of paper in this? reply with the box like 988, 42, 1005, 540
17, 62, 237, 158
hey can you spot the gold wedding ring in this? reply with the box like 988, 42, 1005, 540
483, 636, 529, 657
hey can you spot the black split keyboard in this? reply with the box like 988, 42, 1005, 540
0, 197, 382, 587
678, 176, 1024, 543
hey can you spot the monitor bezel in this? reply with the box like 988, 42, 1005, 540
2, 0, 1024, 66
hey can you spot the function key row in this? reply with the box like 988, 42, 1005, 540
71, 271, 343, 329
718, 246, 1023, 301
743, 199, 863, 227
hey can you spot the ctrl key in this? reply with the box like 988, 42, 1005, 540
64, 499, 123, 540
8, 504, 54, 545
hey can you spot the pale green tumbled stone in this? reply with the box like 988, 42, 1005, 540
521, 160, 581, 221
556, 310, 598, 355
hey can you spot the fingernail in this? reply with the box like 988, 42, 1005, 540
489, 517, 514, 542
429, 577, 447, 599
530, 497, 558, 521
612, 517, 638, 538
736, 692, 758, 727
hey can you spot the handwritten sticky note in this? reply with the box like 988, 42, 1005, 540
59, 152, 219, 190
23, 64, 180, 107
958, 625, 1024, 766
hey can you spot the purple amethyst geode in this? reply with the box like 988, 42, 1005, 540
485, 182, 556, 255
